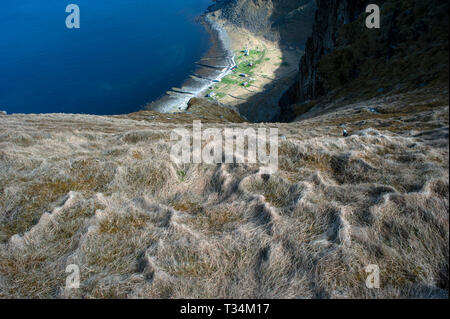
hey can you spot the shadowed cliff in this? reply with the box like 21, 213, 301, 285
280, 0, 449, 121
205, 0, 316, 122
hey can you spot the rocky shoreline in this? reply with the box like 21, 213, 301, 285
148, 0, 317, 120
147, 13, 236, 113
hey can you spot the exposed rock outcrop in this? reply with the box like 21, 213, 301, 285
280, 0, 368, 105
280, 0, 449, 120
208, 0, 316, 45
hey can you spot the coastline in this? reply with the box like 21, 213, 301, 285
192, 16, 304, 122
202, 15, 237, 88
147, 5, 303, 123
147, 13, 236, 113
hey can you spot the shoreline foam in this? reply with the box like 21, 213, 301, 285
147, 14, 236, 113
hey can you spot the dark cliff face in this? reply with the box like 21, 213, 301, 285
280, 0, 449, 119
280, 0, 369, 105
209, 0, 316, 45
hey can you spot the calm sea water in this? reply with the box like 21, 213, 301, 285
0, 0, 212, 114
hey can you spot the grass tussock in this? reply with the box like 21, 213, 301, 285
0, 90, 448, 298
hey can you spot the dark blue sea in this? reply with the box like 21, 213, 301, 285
0, 0, 213, 114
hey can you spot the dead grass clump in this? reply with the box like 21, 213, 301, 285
164, 247, 218, 278
152, 233, 273, 298
0, 159, 115, 238
80, 222, 156, 277
69, 158, 116, 193
86, 278, 144, 299
11, 133, 36, 147
1, 180, 74, 237
122, 131, 166, 144
0, 249, 64, 298
184, 206, 244, 234
98, 211, 151, 235
131, 150, 143, 160
247, 176, 292, 208
124, 162, 171, 195
352, 192, 450, 291
427, 179, 449, 199
169, 199, 203, 215
291, 200, 344, 244
328, 155, 377, 185
0, 198, 96, 298
278, 142, 334, 179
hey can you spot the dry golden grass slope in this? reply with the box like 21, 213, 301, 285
0, 88, 448, 299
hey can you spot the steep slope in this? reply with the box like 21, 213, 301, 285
198, 0, 317, 123
280, 0, 449, 120
0, 88, 448, 298
208, 0, 316, 45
